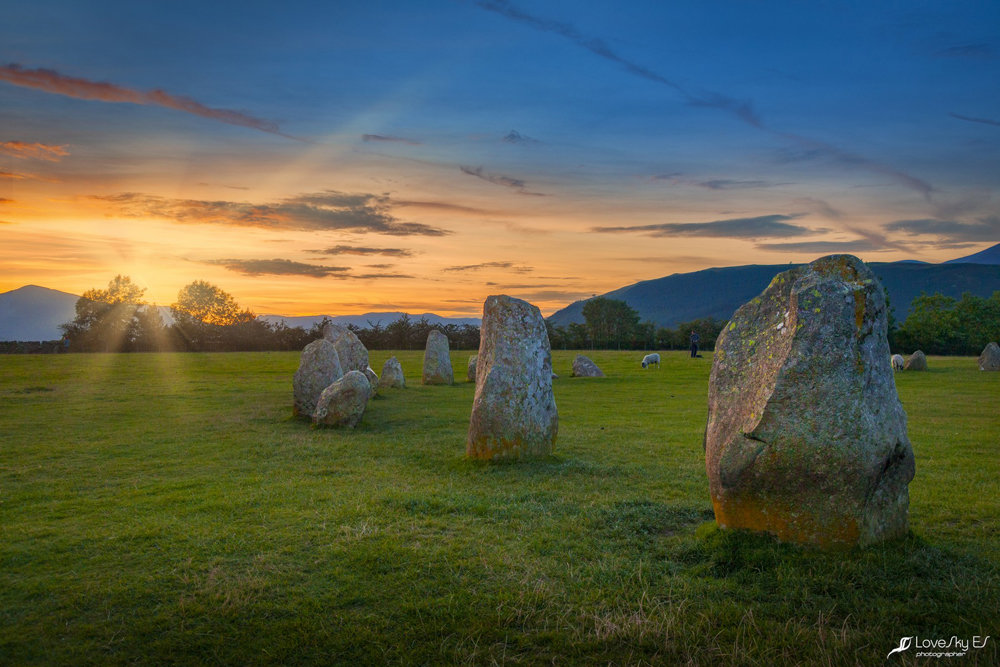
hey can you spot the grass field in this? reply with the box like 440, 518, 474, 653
1, 350, 997, 665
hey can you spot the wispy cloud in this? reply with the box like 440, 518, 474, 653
0, 197, 12, 204
460, 165, 547, 196
392, 200, 493, 215
203, 258, 350, 278
444, 261, 533, 273
0, 171, 27, 180
477, 2, 933, 198
949, 112, 1000, 128
792, 197, 845, 220
0, 63, 300, 140
353, 272, 415, 280
362, 133, 421, 145
592, 213, 816, 239
311, 245, 415, 257
756, 239, 891, 253
883, 216, 1000, 242
93, 190, 451, 236
502, 130, 542, 145
0, 140, 69, 161
654, 173, 788, 190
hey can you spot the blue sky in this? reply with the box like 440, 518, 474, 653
1, 1, 998, 315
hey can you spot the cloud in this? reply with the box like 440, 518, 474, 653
949, 112, 1000, 128
0, 140, 69, 161
792, 197, 845, 220
476, 2, 934, 198
460, 165, 547, 196
655, 174, 788, 190
444, 261, 533, 273
311, 245, 415, 257
362, 133, 421, 145
203, 258, 350, 278
0, 197, 12, 204
392, 200, 493, 215
502, 130, 541, 145
352, 273, 415, 279
883, 216, 1000, 242
0, 63, 300, 140
0, 171, 27, 180
755, 239, 891, 253
93, 190, 451, 236
592, 213, 816, 239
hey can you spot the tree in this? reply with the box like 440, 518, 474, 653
60, 275, 164, 352
581, 297, 640, 349
169, 280, 255, 351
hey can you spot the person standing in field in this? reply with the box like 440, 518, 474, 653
690, 330, 700, 358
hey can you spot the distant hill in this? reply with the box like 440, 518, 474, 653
943, 242, 1000, 265
547, 261, 1000, 328
0, 285, 480, 342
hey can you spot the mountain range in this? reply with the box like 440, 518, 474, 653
2, 243, 998, 341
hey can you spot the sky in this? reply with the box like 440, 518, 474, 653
1, 0, 999, 317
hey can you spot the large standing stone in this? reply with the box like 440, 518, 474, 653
380, 356, 406, 388
323, 323, 370, 374
467, 295, 558, 460
705, 254, 915, 548
904, 350, 927, 371
313, 370, 371, 428
293, 339, 343, 418
467, 354, 478, 383
422, 330, 454, 385
571, 355, 604, 377
979, 342, 1000, 371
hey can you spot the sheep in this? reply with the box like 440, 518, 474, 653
891, 354, 904, 370
641, 353, 661, 369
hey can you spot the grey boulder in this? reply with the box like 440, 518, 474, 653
380, 356, 406, 388
313, 370, 371, 428
978, 342, 1000, 371
293, 339, 343, 418
422, 330, 454, 385
571, 355, 604, 377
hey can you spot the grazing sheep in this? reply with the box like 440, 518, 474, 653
891, 354, 904, 370
641, 353, 661, 369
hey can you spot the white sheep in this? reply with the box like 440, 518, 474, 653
641, 353, 661, 369
891, 354, 904, 370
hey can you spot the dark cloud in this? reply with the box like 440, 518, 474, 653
697, 179, 788, 190
0, 140, 68, 161
883, 216, 1000, 242
204, 258, 350, 278
460, 165, 547, 196
197, 182, 251, 191
0, 63, 301, 140
949, 112, 1000, 128
362, 133, 421, 145
0, 197, 12, 203
93, 191, 451, 236
934, 44, 993, 58
756, 240, 890, 253
592, 214, 816, 239
352, 273, 415, 279
444, 261, 532, 273
792, 197, 845, 220
312, 244, 414, 257
365, 263, 396, 269
502, 130, 541, 145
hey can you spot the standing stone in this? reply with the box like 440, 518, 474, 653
904, 350, 927, 371
422, 330, 454, 385
467, 354, 478, 383
380, 356, 406, 388
293, 339, 343, 418
705, 254, 915, 548
322, 323, 370, 374
467, 295, 558, 460
313, 370, 371, 428
571, 354, 604, 377
363, 366, 379, 393
979, 342, 1000, 371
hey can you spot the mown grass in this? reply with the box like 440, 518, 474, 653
0, 350, 996, 665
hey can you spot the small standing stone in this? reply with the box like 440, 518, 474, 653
979, 342, 1000, 371
380, 356, 406, 388
467, 295, 558, 460
293, 339, 343, 418
313, 370, 371, 428
467, 354, 478, 383
571, 354, 604, 377
422, 329, 454, 385
904, 350, 928, 371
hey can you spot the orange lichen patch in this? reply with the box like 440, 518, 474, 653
853, 288, 867, 331
711, 494, 860, 548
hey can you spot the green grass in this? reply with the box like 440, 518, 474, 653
0, 350, 997, 665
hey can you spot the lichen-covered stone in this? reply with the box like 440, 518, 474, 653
313, 370, 371, 428
904, 350, 927, 371
293, 339, 343, 418
422, 329, 454, 385
571, 355, 604, 377
467, 295, 558, 460
380, 356, 406, 388
979, 342, 1000, 371
363, 366, 379, 393
467, 354, 478, 383
323, 323, 370, 374
705, 254, 915, 548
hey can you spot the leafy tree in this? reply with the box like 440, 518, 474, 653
60, 275, 164, 352
581, 297, 640, 349
169, 280, 256, 351
895, 291, 1000, 355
